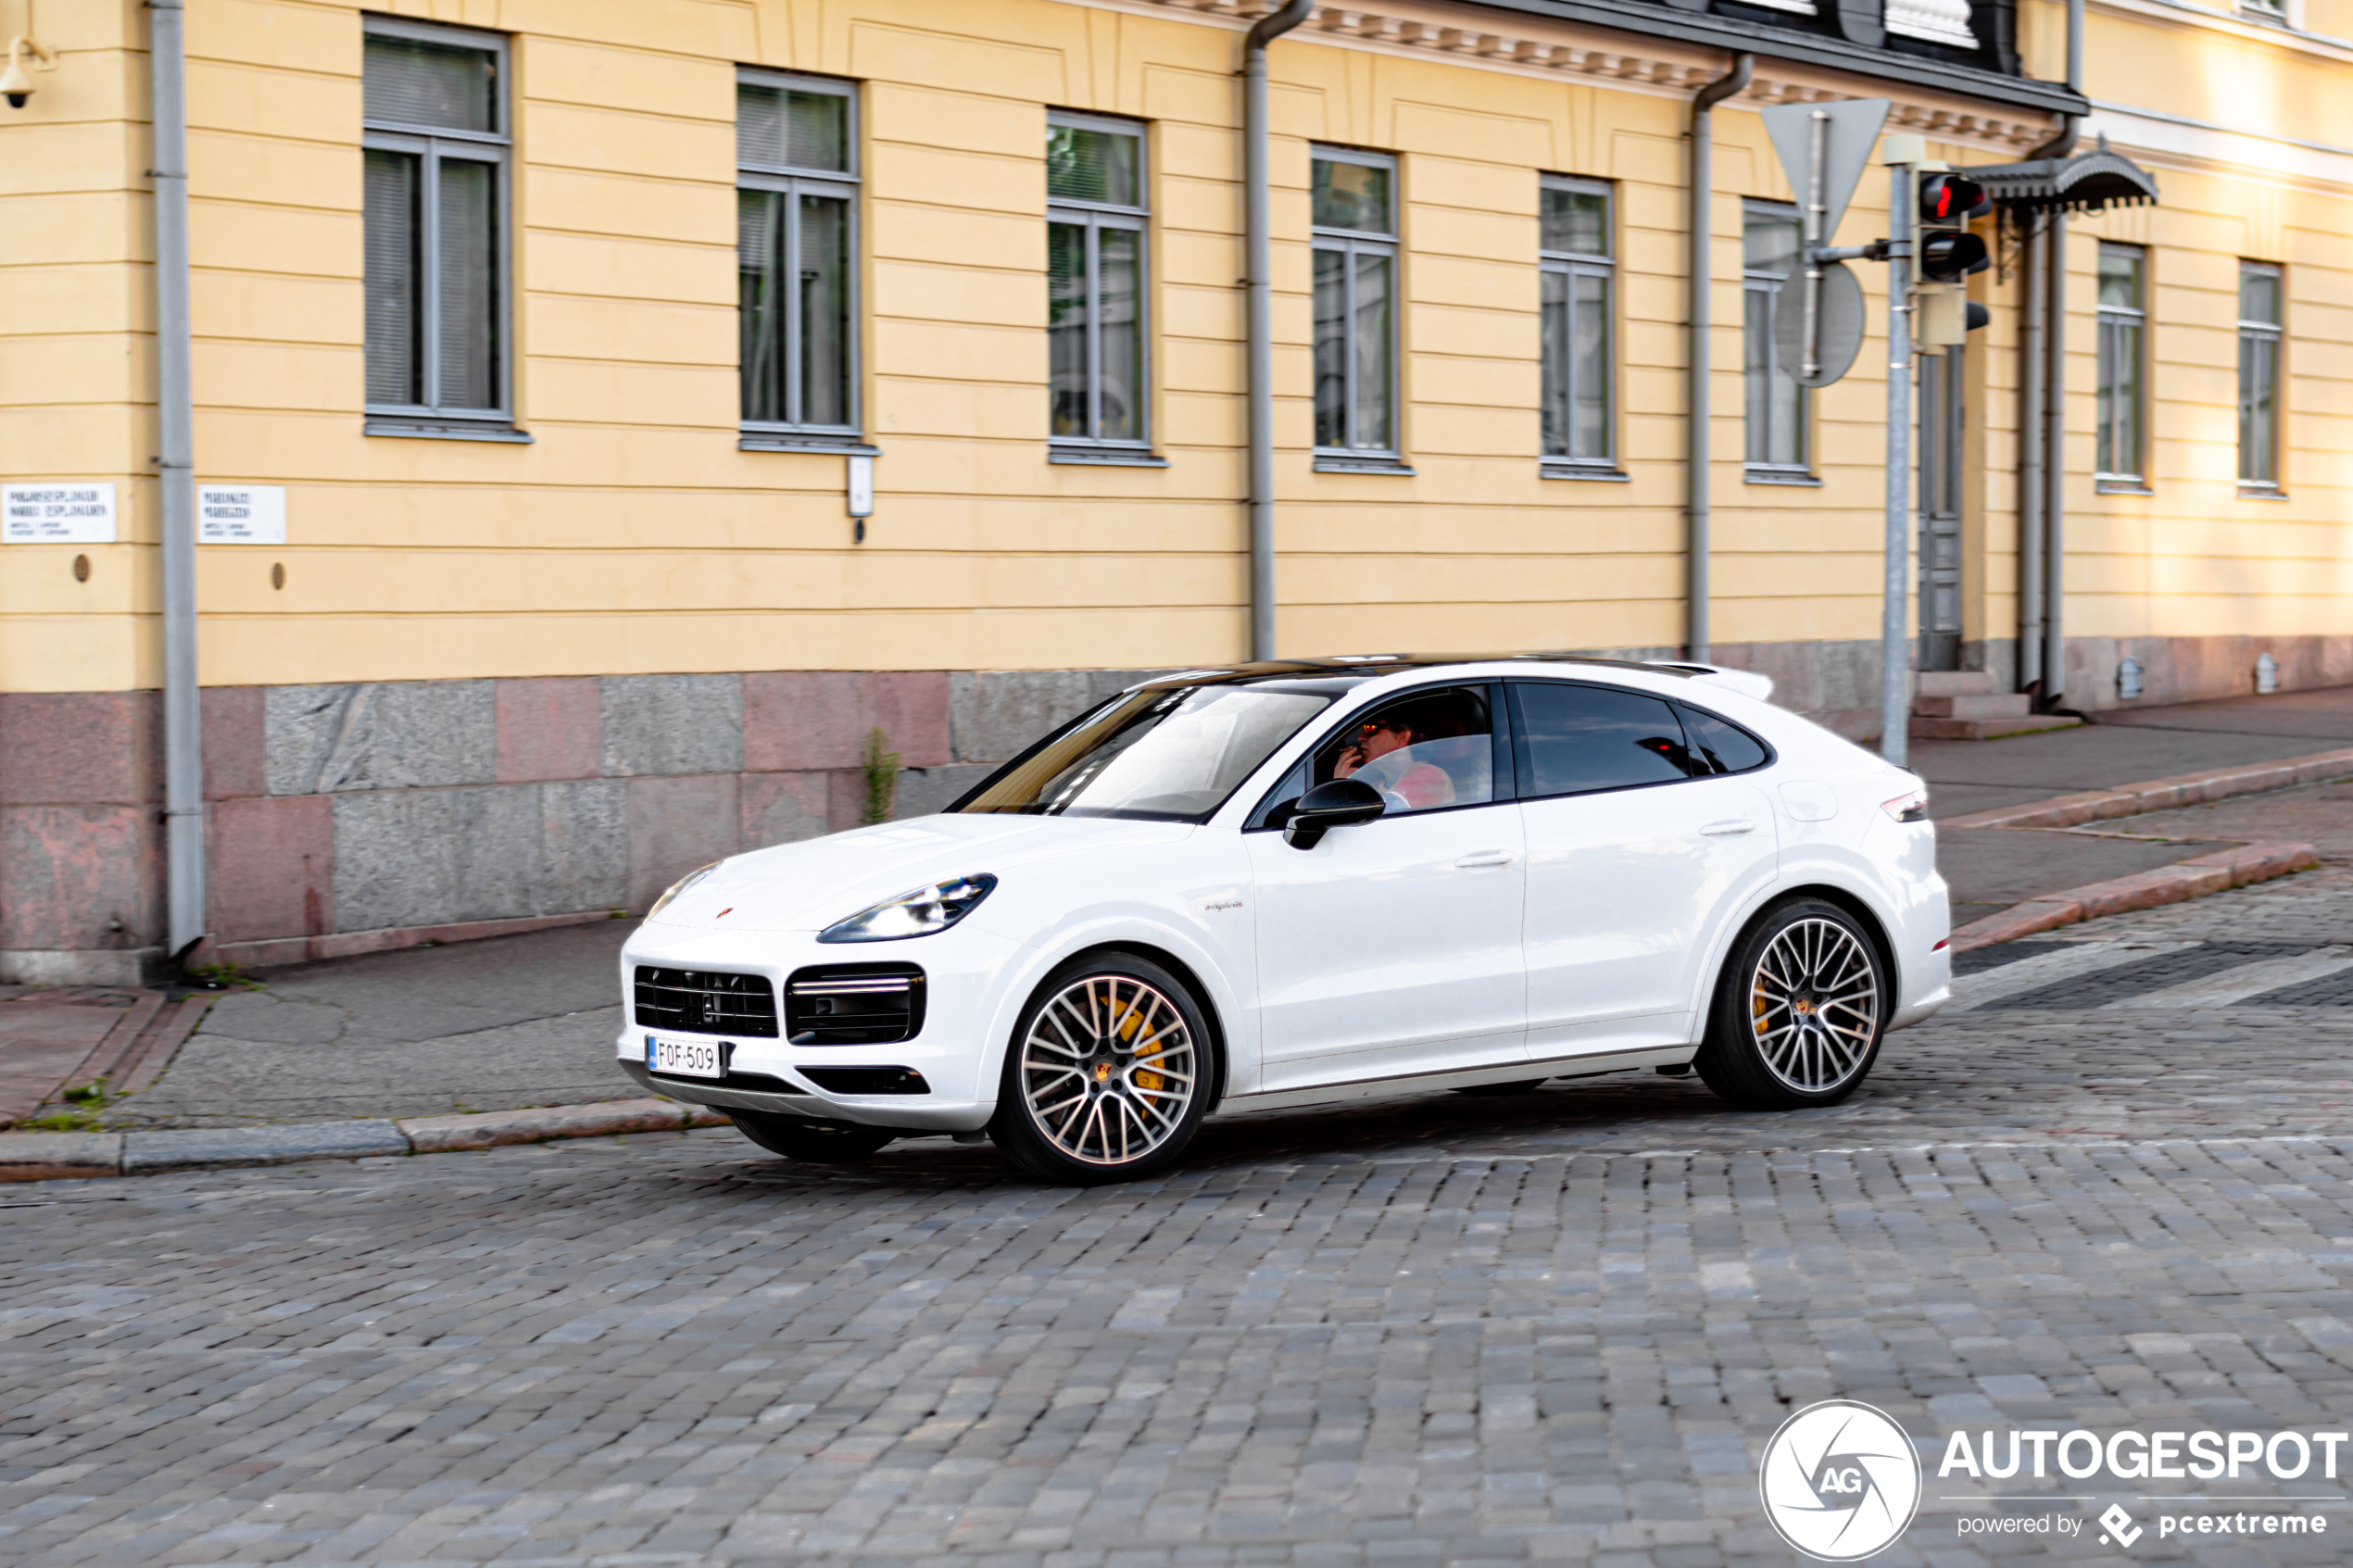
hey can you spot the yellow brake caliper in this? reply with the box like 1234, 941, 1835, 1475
1118, 997, 1166, 1093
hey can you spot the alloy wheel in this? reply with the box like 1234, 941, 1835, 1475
1017, 973, 1199, 1167
1747, 917, 1880, 1093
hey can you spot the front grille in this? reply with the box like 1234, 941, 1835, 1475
786, 963, 925, 1046
634, 966, 779, 1038
799, 1066, 931, 1096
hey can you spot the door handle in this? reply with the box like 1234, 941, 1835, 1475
1453, 850, 1515, 868
1700, 819, 1757, 835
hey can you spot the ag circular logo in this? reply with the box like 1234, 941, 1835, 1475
1758, 1399, 1922, 1560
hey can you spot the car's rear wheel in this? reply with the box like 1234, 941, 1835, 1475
1693, 898, 1886, 1110
990, 952, 1214, 1185
729, 1110, 897, 1162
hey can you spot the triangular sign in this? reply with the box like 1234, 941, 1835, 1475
1759, 98, 1892, 245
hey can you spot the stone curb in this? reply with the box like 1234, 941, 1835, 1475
0, 1097, 735, 1184
1942, 747, 2353, 832
1949, 840, 2320, 952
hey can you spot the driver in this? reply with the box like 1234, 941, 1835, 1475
1333, 714, 1455, 810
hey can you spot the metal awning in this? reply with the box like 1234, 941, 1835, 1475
1969, 143, 2160, 213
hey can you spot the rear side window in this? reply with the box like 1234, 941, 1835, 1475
1675, 703, 1771, 775
1510, 682, 1692, 797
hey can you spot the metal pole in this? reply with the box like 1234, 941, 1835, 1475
1799, 109, 1828, 381
2016, 213, 2045, 693
1243, 0, 1309, 663
1879, 159, 1915, 766
1685, 53, 1752, 663
2041, 207, 2068, 705
151, 0, 205, 966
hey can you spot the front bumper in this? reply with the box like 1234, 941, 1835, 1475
617, 1059, 995, 1132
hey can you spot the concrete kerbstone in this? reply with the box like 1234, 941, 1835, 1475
1950, 840, 2320, 951
399, 1098, 698, 1151
1944, 747, 2353, 832
0, 1132, 124, 1182
123, 1120, 411, 1173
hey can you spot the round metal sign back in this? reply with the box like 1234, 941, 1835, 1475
1772, 259, 1867, 389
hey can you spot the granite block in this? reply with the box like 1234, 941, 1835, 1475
497, 676, 600, 784
538, 780, 629, 912
949, 671, 1099, 764
333, 785, 541, 932
0, 691, 157, 807
599, 675, 744, 778
740, 771, 832, 849
123, 1121, 409, 1173
202, 685, 267, 801
0, 1132, 122, 1182
627, 773, 741, 911
894, 764, 997, 820
743, 671, 951, 771
266, 681, 497, 796
0, 805, 158, 951
208, 794, 333, 943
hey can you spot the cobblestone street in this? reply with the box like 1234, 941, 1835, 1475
8, 872, 2353, 1566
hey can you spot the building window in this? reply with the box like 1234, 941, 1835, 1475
1743, 203, 1807, 474
1312, 148, 1400, 462
2240, 0, 2285, 19
2238, 261, 2283, 490
2095, 243, 2146, 483
738, 71, 858, 442
1540, 177, 1615, 471
1048, 112, 1149, 452
363, 19, 512, 438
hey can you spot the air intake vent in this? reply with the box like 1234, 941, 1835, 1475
786, 963, 925, 1046
798, 1066, 930, 1096
634, 967, 780, 1038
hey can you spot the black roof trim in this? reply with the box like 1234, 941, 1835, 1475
1137, 653, 1709, 688
1463, 0, 2089, 117
1969, 144, 2161, 213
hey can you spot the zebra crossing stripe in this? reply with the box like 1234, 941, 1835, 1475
2097, 946, 2353, 1010
1945, 940, 2204, 1012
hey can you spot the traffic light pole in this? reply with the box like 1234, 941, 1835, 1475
1878, 159, 1915, 768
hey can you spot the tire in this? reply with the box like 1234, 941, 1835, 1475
1692, 897, 1888, 1110
989, 951, 1215, 1185
729, 1110, 897, 1162
1452, 1080, 1549, 1096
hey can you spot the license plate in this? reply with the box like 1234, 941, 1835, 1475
647, 1034, 725, 1079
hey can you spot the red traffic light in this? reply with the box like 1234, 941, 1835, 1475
1918, 231, 1990, 283
1918, 173, 1987, 222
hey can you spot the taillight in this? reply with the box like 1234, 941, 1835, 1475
1881, 790, 1929, 823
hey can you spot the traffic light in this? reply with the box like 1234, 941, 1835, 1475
1913, 173, 1989, 284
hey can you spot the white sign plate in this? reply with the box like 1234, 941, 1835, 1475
3, 482, 118, 544
198, 484, 287, 544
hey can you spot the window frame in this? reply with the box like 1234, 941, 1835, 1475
1310, 145, 1404, 469
2095, 241, 2149, 487
2237, 259, 2284, 493
361, 15, 516, 440
1242, 682, 1514, 831
1045, 108, 1152, 458
1742, 200, 1811, 481
1504, 681, 1779, 804
736, 68, 862, 448
1538, 175, 1619, 476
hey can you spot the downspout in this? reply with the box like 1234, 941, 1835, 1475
151, 0, 205, 970
1244, 0, 1311, 662
1685, 52, 1751, 664
2015, 212, 2045, 693
2029, 0, 2082, 708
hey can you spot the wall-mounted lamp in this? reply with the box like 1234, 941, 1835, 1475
2255, 652, 2281, 696
2, 33, 57, 108
2116, 655, 2143, 701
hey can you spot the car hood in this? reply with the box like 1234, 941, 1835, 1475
642, 812, 1195, 933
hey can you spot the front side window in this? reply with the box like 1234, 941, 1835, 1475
1312, 149, 1399, 456
1511, 683, 1694, 797
1540, 178, 1615, 468
2096, 244, 2146, 482
2238, 261, 2283, 489
363, 20, 510, 431
1743, 204, 1806, 471
738, 73, 858, 436
1048, 113, 1148, 448
954, 685, 1331, 822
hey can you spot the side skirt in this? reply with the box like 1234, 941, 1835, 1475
1216, 1044, 1698, 1114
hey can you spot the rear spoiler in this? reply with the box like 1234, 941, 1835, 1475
1647, 662, 1776, 705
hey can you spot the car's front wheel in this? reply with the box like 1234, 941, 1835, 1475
1693, 898, 1887, 1110
729, 1110, 897, 1162
990, 952, 1214, 1185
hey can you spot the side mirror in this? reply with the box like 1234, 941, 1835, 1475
1283, 777, 1385, 849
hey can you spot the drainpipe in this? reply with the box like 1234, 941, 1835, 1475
151, 0, 205, 967
1244, 0, 1311, 662
2029, 0, 2082, 708
1685, 52, 1752, 664
2015, 212, 2045, 693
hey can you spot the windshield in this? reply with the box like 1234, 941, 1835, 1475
951, 686, 1334, 822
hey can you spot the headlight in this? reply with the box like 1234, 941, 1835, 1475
819, 874, 998, 943
647, 862, 719, 919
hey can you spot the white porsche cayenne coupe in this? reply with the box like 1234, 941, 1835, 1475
617, 655, 1950, 1185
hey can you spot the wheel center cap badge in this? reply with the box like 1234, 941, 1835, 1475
1093, 1061, 1113, 1084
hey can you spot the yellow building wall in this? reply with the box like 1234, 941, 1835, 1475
0, 0, 2343, 696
